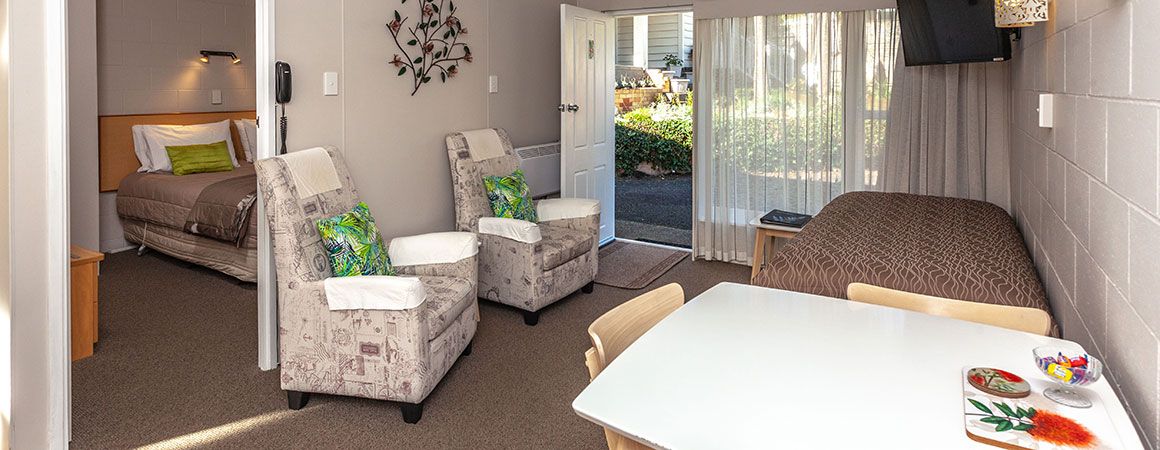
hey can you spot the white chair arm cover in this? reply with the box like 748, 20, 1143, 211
323, 275, 426, 311
536, 198, 600, 222
477, 217, 542, 244
389, 231, 479, 266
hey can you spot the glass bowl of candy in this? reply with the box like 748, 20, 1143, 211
1033, 346, 1103, 408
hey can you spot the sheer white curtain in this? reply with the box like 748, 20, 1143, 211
693, 10, 900, 263
882, 52, 1010, 204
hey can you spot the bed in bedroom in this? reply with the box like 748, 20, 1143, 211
100, 111, 259, 282
750, 191, 1055, 333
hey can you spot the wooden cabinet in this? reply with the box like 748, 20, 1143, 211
70, 245, 104, 361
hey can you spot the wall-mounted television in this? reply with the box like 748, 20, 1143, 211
896, 0, 1012, 66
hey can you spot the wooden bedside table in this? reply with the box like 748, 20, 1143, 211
748, 217, 801, 279
71, 245, 104, 361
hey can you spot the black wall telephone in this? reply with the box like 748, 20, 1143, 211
275, 61, 292, 154
276, 61, 292, 103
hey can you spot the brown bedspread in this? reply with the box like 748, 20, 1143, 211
752, 192, 1053, 329
117, 164, 258, 249
184, 173, 257, 246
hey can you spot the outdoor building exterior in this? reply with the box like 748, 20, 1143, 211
616, 12, 694, 71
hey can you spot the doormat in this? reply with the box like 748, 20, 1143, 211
595, 241, 688, 290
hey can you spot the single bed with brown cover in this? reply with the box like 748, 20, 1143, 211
751, 191, 1055, 334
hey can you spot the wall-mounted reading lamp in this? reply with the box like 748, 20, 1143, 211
995, 0, 1049, 42
199, 50, 241, 64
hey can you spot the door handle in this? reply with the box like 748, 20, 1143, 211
558, 103, 580, 112
567, 104, 580, 112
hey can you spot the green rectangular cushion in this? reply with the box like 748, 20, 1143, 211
483, 169, 538, 222
316, 202, 396, 277
165, 140, 235, 176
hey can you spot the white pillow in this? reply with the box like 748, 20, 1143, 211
141, 120, 240, 172
131, 125, 154, 172
233, 119, 258, 162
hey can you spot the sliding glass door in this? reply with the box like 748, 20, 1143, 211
693, 9, 899, 263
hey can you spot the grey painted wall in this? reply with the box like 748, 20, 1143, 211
1009, 0, 1160, 446
71, 0, 100, 250
274, 0, 576, 239
0, 0, 9, 445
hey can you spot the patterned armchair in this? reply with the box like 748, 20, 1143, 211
256, 147, 478, 424
446, 129, 600, 325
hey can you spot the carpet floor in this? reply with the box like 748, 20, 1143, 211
72, 249, 748, 449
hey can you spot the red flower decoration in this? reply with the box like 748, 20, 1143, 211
387, 20, 401, 33
997, 369, 1024, 383
1028, 410, 1096, 447
389, 55, 405, 68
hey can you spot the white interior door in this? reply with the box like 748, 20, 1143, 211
561, 4, 615, 244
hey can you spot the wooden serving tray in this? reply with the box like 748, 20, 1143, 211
962, 368, 1125, 449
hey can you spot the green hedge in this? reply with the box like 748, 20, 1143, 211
613, 95, 886, 178
615, 100, 692, 175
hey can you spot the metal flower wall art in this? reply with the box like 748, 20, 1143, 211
388, 0, 473, 96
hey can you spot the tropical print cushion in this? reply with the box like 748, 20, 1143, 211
483, 169, 537, 222
316, 202, 395, 277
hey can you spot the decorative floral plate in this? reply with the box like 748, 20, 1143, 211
969, 367, 1032, 398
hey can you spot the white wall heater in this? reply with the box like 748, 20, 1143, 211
516, 142, 561, 198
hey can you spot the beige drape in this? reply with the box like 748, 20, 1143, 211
693, 11, 901, 264
883, 54, 1010, 205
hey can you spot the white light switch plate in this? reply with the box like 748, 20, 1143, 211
488, 75, 498, 94
324, 72, 339, 96
1038, 94, 1053, 128
211, 89, 222, 105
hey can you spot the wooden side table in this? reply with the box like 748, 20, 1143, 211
749, 218, 801, 280
71, 245, 104, 361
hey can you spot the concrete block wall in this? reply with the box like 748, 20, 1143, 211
1009, 0, 1159, 446
96, 0, 255, 251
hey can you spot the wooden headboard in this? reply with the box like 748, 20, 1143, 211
98, 111, 257, 192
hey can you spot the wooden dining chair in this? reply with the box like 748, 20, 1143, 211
584, 283, 685, 450
588, 283, 686, 374
846, 283, 1052, 336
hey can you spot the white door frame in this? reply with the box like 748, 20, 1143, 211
10, 0, 71, 446
255, 0, 279, 372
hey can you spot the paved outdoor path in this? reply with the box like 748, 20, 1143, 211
615, 175, 691, 247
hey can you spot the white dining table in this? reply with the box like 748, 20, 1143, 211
572, 282, 1145, 449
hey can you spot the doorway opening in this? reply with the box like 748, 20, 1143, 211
63, 0, 278, 446
611, 11, 693, 248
